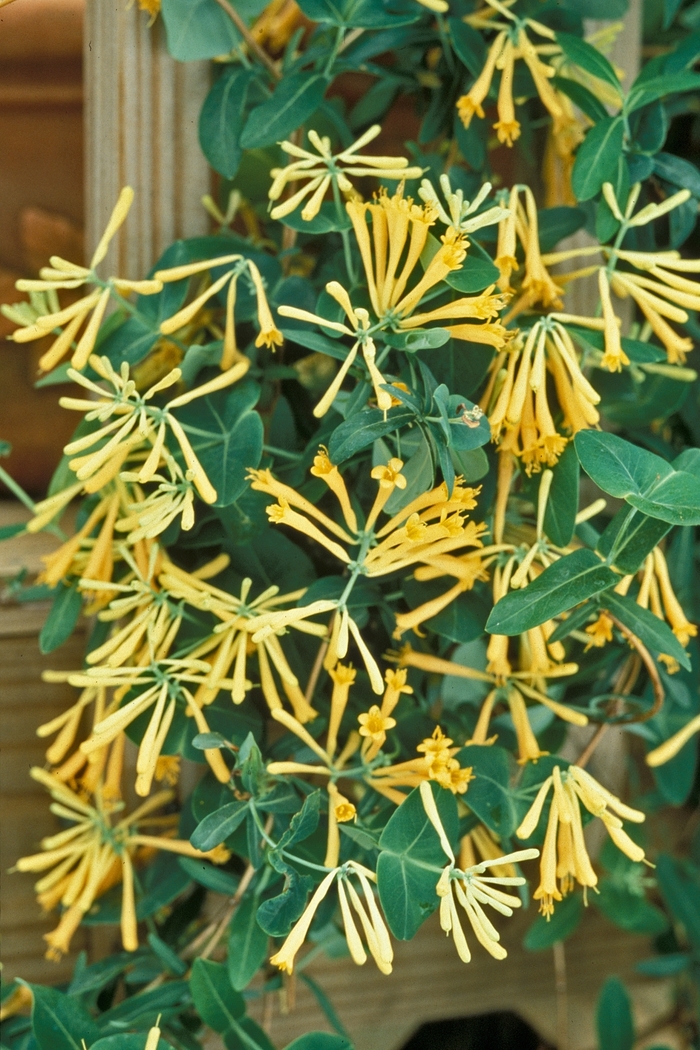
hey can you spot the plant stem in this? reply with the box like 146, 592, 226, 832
332, 179, 356, 286
263, 444, 303, 462
553, 940, 569, 1050
211, 0, 281, 79
0, 465, 36, 514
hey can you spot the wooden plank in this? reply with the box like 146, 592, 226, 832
84, 0, 210, 280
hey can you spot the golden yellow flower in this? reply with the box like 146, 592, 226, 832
420, 782, 539, 962
584, 612, 615, 649
647, 712, 700, 767
269, 860, 393, 976
162, 565, 328, 723
517, 764, 645, 918
155, 252, 282, 361
268, 125, 424, 221
13, 768, 228, 959
57, 353, 247, 504
5, 188, 162, 372
250, 459, 487, 693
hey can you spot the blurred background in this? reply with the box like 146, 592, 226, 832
0, 0, 84, 494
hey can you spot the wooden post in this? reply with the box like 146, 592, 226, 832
83, 2, 211, 279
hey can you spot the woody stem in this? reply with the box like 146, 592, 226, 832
211, 0, 281, 79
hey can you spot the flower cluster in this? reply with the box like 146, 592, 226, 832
517, 764, 646, 918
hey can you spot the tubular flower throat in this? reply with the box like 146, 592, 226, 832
516, 764, 646, 918
420, 782, 539, 962
14, 768, 228, 960
369, 725, 474, 802
2, 187, 163, 373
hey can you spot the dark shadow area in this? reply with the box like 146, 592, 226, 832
399, 1011, 555, 1050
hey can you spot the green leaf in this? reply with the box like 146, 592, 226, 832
277, 791, 321, 850
199, 68, 257, 179
445, 254, 500, 293
178, 856, 240, 895
190, 959, 246, 1032
537, 206, 588, 252
553, 75, 609, 123
191, 800, 249, 852
298, 975, 352, 1042
24, 984, 101, 1050
575, 430, 700, 526
600, 591, 691, 671
0, 521, 25, 540
98, 982, 190, 1027
227, 895, 269, 991
172, 382, 263, 508
455, 744, 516, 837
486, 548, 617, 636
226, 1017, 276, 1050
241, 74, 327, 149
296, 0, 419, 27
382, 328, 451, 351
39, 582, 82, 654
523, 893, 583, 950
572, 117, 625, 201
161, 0, 240, 60
284, 1037, 353, 1050
377, 783, 458, 939
328, 407, 414, 462
449, 18, 486, 78
147, 931, 188, 976
596, 506, 671, 575
556, 32, 622, 94
278, 201, 352, 234
594, 881, 668, 935
256, 853, 313, 936
636, 952, 690, 976
627, 72, 700, 113
544, 442, 579, 546
653, 152, 700, 197
655, 854, 700, 949
597, 977, 634, 1050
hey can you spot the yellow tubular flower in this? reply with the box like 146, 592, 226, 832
652, 547, 698, 648
494, 39, 520, 146
7, 188, 163, 372
420, 781, 538, 961
163, 565, 324, 722
268, 125, 424, 221
457, 31, 507, 128
57, 354, 247, 504
370, 726, 474, 797
270, 861, 392, 975
14, 770, 227, 959
156, 252, 282, 357
517, 764, 645, 917
647, 712, 700, 767
598, 268, 629, 372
